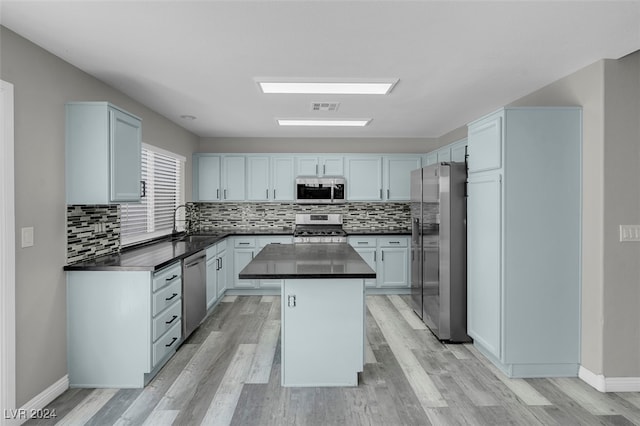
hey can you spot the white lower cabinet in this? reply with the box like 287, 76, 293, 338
67, 261, 182, 388
348, 236, 410, 289
232, 237, 258, 289
377, 237, 409, 288
281, 278, 365, 387
206, 240, 228, 309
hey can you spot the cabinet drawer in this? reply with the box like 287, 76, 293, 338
152, 300, 182, 342
153, 280, 182, 316
234, 238, 256, 248
348, 237, 376, 247
378, 237, 408, 247
257, 236, 292, 249
152, 320, 182, 367
152, 263, 182, 292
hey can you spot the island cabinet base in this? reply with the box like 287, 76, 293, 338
281, 279, 365, 387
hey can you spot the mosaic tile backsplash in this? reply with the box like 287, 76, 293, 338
67, 202, 411, 264
67, 205, 120, 264
191, 202, 411, 232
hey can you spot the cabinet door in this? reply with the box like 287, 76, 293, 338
385, 157, 421, 201
217, 249, 228, 298
233, 248, 257, 288
109, 108, 141, 202
195, 155, 221, 201
424, 153, 438, 166
467, 174, 502, 359
206, 256, 218, 309
468, 112, 502, 173
450, 139, 467, 163
321, 157, 344, 176
353, 247, 377, 288
272, 157, 295, 201
281, 279, 364, 386
346, 157, 383, 201
247, 156, 270, 201
437, 148, 451, 163
378, 247, 409, 287
296, 157, 319, 176
223, 156, 246, 201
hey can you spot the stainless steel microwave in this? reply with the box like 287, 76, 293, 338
295, 176, 346, 204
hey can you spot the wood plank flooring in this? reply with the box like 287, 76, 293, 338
26, 295, 640, 426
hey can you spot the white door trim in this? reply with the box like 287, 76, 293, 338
0, 79, 16, 425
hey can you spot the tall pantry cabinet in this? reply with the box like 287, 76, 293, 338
466, 107, 581, 378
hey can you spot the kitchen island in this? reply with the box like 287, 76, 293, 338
239, 243, 376, 387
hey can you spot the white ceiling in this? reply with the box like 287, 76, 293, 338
1, 1, 639, 139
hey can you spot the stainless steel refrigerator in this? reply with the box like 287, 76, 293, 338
410, 162, 470, 342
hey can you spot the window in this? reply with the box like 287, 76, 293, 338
121, 143, 185, 246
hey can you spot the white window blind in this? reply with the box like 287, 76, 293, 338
121, 144, 185, 246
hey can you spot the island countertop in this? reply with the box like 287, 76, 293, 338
238, 243, 376, 280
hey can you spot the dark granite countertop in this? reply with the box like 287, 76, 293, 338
345, 228, 411, 236
64, 227, 407, 272
63, 234, 227, 272
238, 243, 376, 280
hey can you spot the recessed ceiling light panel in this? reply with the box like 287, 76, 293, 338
257, 79, 398, 95
277, 119, 371, 127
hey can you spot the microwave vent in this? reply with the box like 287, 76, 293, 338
311, 102, 340, 112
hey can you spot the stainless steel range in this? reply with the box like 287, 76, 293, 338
293, 213, 347, 243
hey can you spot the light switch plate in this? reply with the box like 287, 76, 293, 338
619, 225, 640, 242
21, 227, 34, 248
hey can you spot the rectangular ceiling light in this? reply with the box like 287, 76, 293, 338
277, 119, 371, 127
259, 81, 397, 95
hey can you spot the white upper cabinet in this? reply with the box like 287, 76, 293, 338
271, 157, 295, 201
222, 156, 246, 201
296, 156, 344, 176
66, 102, 141, 204
436, 148, 451, 163
384, 156, 421, 201
193, 154, 245, 202
246, 156, 294, 201
346, 156, 383, 201
450, 139, 468, 163
247, 156, 270, 201
195, 153, 423, 203
195, 155, 221, 201
467, 112, 502, 173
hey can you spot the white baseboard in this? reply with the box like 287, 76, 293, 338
579, 366, 640, 392
15, 375, 68, 425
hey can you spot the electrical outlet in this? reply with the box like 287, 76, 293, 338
619, 225, 640, 242
21, 227, 34, 248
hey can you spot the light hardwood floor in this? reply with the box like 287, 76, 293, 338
27, 295, 640, 425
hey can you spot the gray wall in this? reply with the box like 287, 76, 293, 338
0, 27, 200, 406
199, 137, 437, 153
510, 54, 640, 377
601, 54, 640, 377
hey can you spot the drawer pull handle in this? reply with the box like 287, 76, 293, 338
165, 337, 178, 348
357, 242, 367, 245
239, 242, 250, 245
389, 241, 400, 244
165, 293, 178, 301
165, 315, 178, 325
165, 274, 178, 282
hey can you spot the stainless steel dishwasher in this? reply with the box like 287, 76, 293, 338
182, 251, 207, 340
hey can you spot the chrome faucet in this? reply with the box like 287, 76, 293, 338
172, 204, 188, 235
